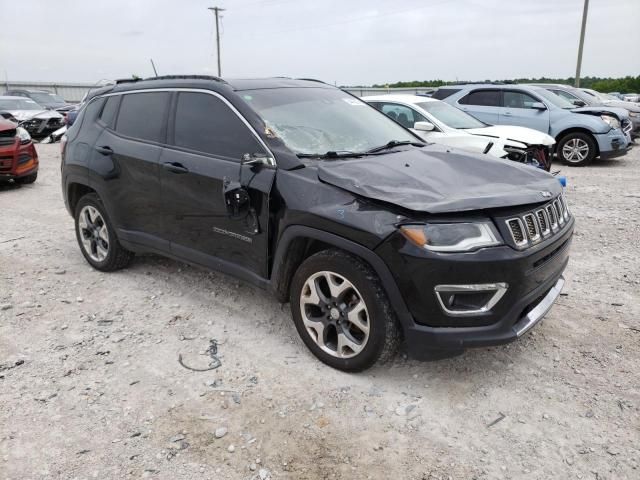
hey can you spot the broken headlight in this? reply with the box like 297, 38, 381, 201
600, 115, 620, 130
399, 222, 502, 252
16, 127, 31, 145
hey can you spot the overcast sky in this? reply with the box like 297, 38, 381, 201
1, 0, 638, 86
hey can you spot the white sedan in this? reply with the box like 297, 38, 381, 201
363, 94, 556, 171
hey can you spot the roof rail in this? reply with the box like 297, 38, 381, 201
115, 78, 141, 84
296, 78, 328, 84
115, 75, 227, 85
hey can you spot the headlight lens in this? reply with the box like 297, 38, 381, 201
601, 115, 621, 130
628, 111, 638, 117
16, 127, 31, 144
400, 222, 502, 252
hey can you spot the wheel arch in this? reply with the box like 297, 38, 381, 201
555, 127, 600, 155
270, 226, 413, 328
67, 182, 97, 216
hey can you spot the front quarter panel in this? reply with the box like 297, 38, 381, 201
549, 109, 610, 137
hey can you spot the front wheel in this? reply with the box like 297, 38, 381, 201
289, 250, 401, 372
557, 132, 596, 166
74, 193, 134, 271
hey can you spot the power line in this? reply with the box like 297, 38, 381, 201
208, 6, 225, 77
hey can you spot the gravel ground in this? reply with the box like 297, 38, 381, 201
1, 144, 639, 480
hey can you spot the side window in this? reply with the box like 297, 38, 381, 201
431, 88, 461, 100
459, 90, 501, 107
115, 92, 170, 143
173, 92, 264, 160
100, 96, 120, 129
503, 91, 541, 109
379, 103, 427, 128
551, 89, 578, 102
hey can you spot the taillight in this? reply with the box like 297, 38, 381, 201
60, 134, 68, 160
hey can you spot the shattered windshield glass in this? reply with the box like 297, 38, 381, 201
240, 87, 417, 156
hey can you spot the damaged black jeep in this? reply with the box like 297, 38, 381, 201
62, 76, 573, 371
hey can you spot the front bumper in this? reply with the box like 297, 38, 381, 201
0, 142, 39, 180
376, 215, 573, 357
595, 128, 631, 159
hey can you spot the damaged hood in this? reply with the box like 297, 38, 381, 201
571, 106, 630, 121
317, 145, 562, 213
6, 109, 62, 121
465, 125, 555, 146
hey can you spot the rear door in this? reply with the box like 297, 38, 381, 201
456, 89, 502, 124
160, 90, 275, 279
500, 89, 550, 133
91, 91, 170, 251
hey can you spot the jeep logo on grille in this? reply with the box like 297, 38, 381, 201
540, 191, 552, 198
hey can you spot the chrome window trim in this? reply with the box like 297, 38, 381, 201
96, 87, 276, 166
506, 217, 528, 248
434, 283, 509, 316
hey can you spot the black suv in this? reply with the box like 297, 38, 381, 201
61, 76, 573, 371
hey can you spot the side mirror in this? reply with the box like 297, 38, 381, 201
223, 177, 250, 218
414, 121, 435, 131
531, 102, 547, 110
572, 99, 586, 107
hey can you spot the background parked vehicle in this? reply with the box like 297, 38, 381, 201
0, 117, 38, 184
0, 96, 65, 140
4, 88, 74, 113
364, 94, 555, 170
623, 93, 640, 102
435, 84, 631, 166
530, 84, 638, 139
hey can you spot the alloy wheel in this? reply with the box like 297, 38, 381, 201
562, 138, 590, 163
299, 271, 370, 358
78, 205, 109, 262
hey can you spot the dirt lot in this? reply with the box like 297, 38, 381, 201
1, 144, 639, 480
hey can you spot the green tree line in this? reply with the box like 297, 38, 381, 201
366, 76, 640, 93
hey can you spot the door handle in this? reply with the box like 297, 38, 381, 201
95, 145, 113, 155
162, 162, 189, 174
503, 111, 512, 116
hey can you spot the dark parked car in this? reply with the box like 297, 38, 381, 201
62, 76, 573, 371
4, 88, 74, 113
0, 117, 38, 184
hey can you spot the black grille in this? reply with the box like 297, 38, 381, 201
506, 194, 570, 249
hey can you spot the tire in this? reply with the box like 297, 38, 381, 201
289, 249, 401, 372
16, 172, 37, 184
74, 193, 134, 271
557, 132, 596, 166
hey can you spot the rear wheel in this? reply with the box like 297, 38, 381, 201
16, 172, 37, 184
557, 132, 596, 166
74, 193, 134, 271
289, 250, 401, 371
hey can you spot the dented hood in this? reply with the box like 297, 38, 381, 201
571, 105, 630, 121
465, 125, 555, 146
317, 145, 562, 213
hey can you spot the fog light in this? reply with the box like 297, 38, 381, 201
434, 283, 508, 315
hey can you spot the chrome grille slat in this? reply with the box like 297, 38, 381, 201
506, 194, 570, 249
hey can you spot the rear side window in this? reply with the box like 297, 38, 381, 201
115, 92, 170, 143
378, 103, 427, 128
172, 92, 264, 160
100, 96, 120, 128
431, 88, 461, 100
459, 90, 501, 107
503, 90, 540, 109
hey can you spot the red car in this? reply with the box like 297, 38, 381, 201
0, 117, 38, 184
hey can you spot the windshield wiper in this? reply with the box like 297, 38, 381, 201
365, 140, 425, 154
297, 150, 363, 159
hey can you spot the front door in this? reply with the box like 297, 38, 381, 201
160, 90, 275, 279
500, 90, 550, 133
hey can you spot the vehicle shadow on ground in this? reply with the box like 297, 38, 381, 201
0, 182, 22, 192
126, 254, 531, 381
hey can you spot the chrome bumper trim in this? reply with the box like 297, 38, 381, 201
513, 276, 565, 337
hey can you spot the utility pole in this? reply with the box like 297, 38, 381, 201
574, 0, 589, 88
208, 6, 225, 77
